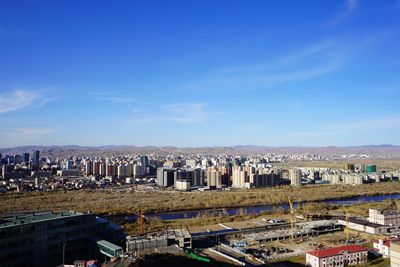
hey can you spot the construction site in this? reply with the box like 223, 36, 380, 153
122, 197, 394, 266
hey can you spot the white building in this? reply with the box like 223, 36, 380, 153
175, 180, 190, 191
338, 217, 386, 234
289, 168, 302, 186
373, 239, 393, 258
369, 209, 400, 230
306, 245, 368, 267
232, 165, 246, 188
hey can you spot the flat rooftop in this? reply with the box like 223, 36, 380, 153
97, 239, 123, 251
339, 217, 384, 228
0, 210, 85, 229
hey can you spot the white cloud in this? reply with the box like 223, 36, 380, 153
288, 115, 400, 137
0, 90, 39, 113
90, 91, 134, 104
348, 0, 358, 10
161, 103, 210, 123
124, 102, 217, 125
328, 0, 358, 26
16, 127, 56, 135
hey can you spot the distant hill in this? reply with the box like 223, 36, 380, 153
1, 144, 400, 157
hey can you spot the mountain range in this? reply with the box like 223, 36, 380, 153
1, 145, 400, 158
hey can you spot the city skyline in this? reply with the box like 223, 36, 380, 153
1, 0, 400, 147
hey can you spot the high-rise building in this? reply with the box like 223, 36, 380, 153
85, 160, 93, 176
117, 164, 126, 178
206, 168, 221, 189
106, 163, 117, 177
14, 154, 22, 164
133, 164, 144, 178
191, 168, 205, 186
126, 163, 133, 177
33, 150, 40, 165
23, 152, 30, 163
232, 165, 247, 188
141, 156, 149, 175
65, 160, 73, 170
93, 161, 100, 176
99, 162, 106, 177
157, 168, 175, 187
366, 164, 377, 173
289, 168, 302, 186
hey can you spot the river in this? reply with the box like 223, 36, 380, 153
107, 193, 400, 224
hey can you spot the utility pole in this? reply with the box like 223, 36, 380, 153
62, 242, 67, 266
288, 197, 294, 242
345, 209, 350, 241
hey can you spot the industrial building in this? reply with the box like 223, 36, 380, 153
368, 209, 400, 229
0, 210, 124, 267
338, 217, 387, 234
126, 228, 192, 256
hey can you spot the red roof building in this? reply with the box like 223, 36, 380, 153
306, 245, 368, 267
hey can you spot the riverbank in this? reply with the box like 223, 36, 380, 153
2, 182, 400, 216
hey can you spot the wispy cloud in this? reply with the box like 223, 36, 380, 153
0, 127, 56, 147
90, 91, 135, 104
183, 39, 343, 92
327, 116, 400, 131
125, 102, 219, 125
288, 114, 400, 137
376, 84, 400, 96
328, 0, 358, 26
0, 90, 51, 113
15, 127, 56, 135
161, 103, 210, 123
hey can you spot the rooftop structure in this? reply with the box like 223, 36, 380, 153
0, 210, 123, 267
0, 210, 84, 228
97, 240, 123, 258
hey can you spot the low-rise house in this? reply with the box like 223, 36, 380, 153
306, 245, 368, 267
373, 239, 392, 258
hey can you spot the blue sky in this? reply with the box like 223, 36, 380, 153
0, 0, 400, 147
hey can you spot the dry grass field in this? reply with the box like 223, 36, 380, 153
1, 182, 400, 216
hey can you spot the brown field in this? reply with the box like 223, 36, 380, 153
1, 182, 400, 217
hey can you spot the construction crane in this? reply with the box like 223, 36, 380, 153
345, 208, 350, 241
134, 210, 146, 235
288, 197, 294, 241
